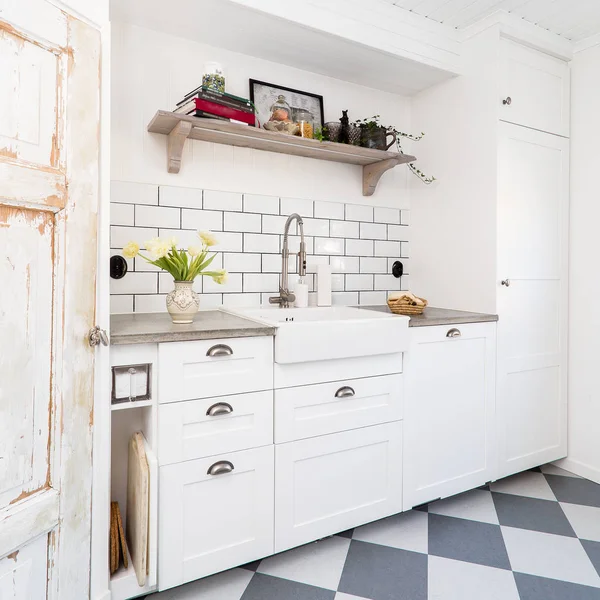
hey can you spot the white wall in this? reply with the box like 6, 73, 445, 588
111, 22, 412, 208
560, 43, 600, 483
409, 27, 500, 313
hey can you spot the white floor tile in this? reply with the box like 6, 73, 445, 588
147, 568, 253, 599
428, 556, 520, 600
542, 463, 583, 478
490, 471, 557, 501
560, 502, 600, 542
352, 510, 428, 554
335, 594, 369, 600
501, 526, 600, 588
429, 489, 499, 525
257, 536, 350, 591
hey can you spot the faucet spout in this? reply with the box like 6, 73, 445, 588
269, 213, 307, 308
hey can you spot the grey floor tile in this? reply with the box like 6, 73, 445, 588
492, 492, 576, 537
582, 540, 600, 578
338, 540, 427, 600
545, 474, 600, 508
428, 513, 511, 570
239, 560, 262, 572
241, 573, 335, 600
336, 529, 354, 539
514, 572, 600, 600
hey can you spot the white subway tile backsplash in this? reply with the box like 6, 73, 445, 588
346, 239, 373, 257
159, 186, 203, 208
181, 208, 223, 231
134, 294, 167, 313
360, 222, 387, 240
243, 273, 280, 293
111, 226, 158, 249
360, 257, 388, 274
401, 210, 411, 226
244, 194, 279, 215
314, 237, 344, 255
281, 197, 314, 218
111, 203, 135, 226
224, 253, 262, 273
112, 181, 158, 205
224, 211, 261, 233
359, 291, 387, 305
111, 295, 134, 314
330, 220, 359, 239
330, 256, 360, 273
244, 233, 280, 253
302, 218, 329, 237
374, 240, 401, 257
314, 200, 344, 220
332, 292, 359, 306
110, 183, 411, 314
374, 207, 401, 224
204, 190, 242, 211
111, 272, 157, 295
345, 204, 373, 222
346, 274, 374, 291
204, 272, 242, 294
135, 205, 180, 229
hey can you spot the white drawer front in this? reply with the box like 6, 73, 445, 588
275, 374, 403, 443
158, 337, 273, 404
274, 422, 403, 552
159, 445, 274, 591
158, 390, 273, 465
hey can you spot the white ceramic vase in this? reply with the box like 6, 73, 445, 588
166, 280, 199, 324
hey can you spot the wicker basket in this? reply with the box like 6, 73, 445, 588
387, 294, 428, 316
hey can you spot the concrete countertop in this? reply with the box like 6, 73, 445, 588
359, 305, 498, 327
110, 311, 276, 345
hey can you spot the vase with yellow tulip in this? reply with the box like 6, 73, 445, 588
123, 231, 227, 324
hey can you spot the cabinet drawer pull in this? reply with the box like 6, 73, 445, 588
335, 386, 355, 398
446, 328, 461, 338
206, 402, 233, 417
207, 460, 234, 476
502, 96, 512, 105
206, 344, 233, 357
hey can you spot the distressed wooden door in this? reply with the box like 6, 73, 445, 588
0, 2, 100, 599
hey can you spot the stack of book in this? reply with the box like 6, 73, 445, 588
174, 86, 256, 126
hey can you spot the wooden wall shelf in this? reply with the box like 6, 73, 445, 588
147, 111, 416, 196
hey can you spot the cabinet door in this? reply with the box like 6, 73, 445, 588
158, 446, 274, 591
404, 323, 496, 509
500, 39, 570, 137
275, 423, 403, 553
497, 123, 569, 478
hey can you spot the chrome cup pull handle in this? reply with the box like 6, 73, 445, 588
335, 386, 356, 398
207, 460, 234, 476
206, 344, 233, 357
206, 402, 233, 417
447, 328, 461, 338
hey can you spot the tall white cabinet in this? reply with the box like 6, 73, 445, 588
411, 29, 570, 479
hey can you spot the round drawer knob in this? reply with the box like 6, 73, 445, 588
502, 96, 512, 106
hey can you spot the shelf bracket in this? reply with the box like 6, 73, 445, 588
167, 121, 193, 174
363, 158, 401, 196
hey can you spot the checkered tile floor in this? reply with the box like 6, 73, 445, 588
147, 464, 600, 600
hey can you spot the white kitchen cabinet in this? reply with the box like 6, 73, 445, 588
274, 374, 403, 443
158, 445, 274, 591
274, 422, 403, 552
158, 390, 273, 465
496, 122, 569, 478
158, 336, 273, 403
500, 39, 570, 137
403, 323, 496, 509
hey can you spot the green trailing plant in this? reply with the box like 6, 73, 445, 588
313, 126, 329, 142
353, 115, 436, 185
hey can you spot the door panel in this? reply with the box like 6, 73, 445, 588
0, 535, 47, 599
497, 122, 569, 477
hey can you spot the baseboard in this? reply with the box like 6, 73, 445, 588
553, 458, 600, 484
92, 590, 111, 600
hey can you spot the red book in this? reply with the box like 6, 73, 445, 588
194, 98, 256, 126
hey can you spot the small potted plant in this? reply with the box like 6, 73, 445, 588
123, 231, 227, 324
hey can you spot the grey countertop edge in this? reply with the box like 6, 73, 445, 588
110, 326, 276, 345
359, 305, 499, 327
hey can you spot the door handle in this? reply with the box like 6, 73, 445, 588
206, 402, 233, 417
501, 279, 511, 287
88, 326, 109, 347
207, 460, 234, 476
206, 344, 233, 357
335, 386, 355, 398
447, 328, 461, 338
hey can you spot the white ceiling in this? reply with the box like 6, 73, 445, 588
388, 0, 600, 42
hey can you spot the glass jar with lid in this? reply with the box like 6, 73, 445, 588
269, 95, 292, 123
294, 108, 314, 139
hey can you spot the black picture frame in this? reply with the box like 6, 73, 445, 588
249, 79, 325, 130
